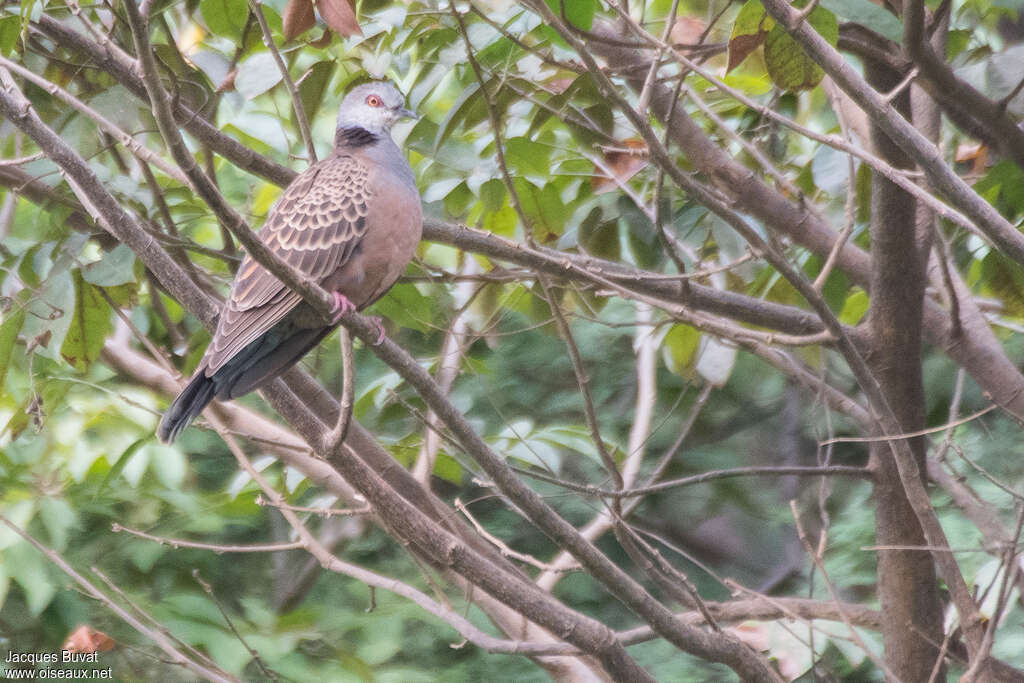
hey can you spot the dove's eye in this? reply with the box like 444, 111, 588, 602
366, 95, 382, 107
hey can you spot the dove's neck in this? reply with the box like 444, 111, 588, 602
335, 126, 380, 148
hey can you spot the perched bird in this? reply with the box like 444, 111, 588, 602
157, 82, 421, 444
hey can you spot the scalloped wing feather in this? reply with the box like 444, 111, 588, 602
203, 154, 371, 375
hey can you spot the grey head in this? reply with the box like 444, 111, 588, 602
335, 82, 416, 138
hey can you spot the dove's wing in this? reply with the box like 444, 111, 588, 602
203, 153, 371, 375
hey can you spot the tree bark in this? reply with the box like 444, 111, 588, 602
865, 60, 947, 682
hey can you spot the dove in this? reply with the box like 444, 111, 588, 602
158, 82, 421, 443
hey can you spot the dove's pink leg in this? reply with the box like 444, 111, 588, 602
330, 293, 385, 344
329, 292, 356, 325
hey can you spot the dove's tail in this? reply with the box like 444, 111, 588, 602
157, 372, 216, 444
157, 325, 333, 444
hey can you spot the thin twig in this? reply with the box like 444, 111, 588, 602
326, 330, 355, 451
0, 57, 190, 184
817, 405, 998, 446
90, 567, 223, 671
514, 464, 869, 498
0, 514, 236, 682
111, 523, 307, 553
255, 495, 371, 517
789, 501, 895, 677
455, 498, 580, 573
193, 569, 277, 680
250, 0, 317, 163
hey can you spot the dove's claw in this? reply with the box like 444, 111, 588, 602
367, 316, 387, 345
330, 292, 356, 324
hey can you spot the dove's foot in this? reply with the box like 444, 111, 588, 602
367, 316, 387, 345
330, 292, 357, 325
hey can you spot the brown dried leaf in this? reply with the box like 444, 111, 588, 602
282, 0, 316, 41
956, 142, 989, 175
316, 0, 362, 38
726, 32, 766, 73
27, 329, 51, 352
592, 139, 649, 193
64, 625, 115, 654
727, 1, 772, 73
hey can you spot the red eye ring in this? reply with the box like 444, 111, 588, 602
366, 95, 382, 107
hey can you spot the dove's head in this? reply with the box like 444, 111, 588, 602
335, 82, 416, 137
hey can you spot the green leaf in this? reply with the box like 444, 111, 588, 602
60, 270, 112, 371
421, 177, 462, 204
200, 0, 249, 38
370, 282, 434, 334
103, 282, 139, 308
434, 82, 482, 151
483, 204, 517, 237
764, 5, 838, 91
504, 136, 551, 177
974, 161, 1024, 217
20, 267, 75, 364
432, 452, 463, 484
37, 497, 75, 552
0, 500, 35, 551
513, 178, 567, 241
819, 0, 902, 44
728, 0, 774, 72
17, 242, 47, 289
479, 178, 506, 212
579, 208, 620, 261
443, 181, 474, 216
1, 397, 30, 440
148, 442, 187, 489
0, 560, 8, 607
82, 243, 136, 286
543, 0, 596, 31
0, 296, 26, 387
0, 15, 20, 56
979, 251, 1024, 317
236, 52, 284, 99
820, 264, 850, 312
96, 437, 149, 497
946, 29, 971, 60
839, 288, 869, 325
6, 546, 56, 615
662, 324, 700, 377
297, 60, 336, 127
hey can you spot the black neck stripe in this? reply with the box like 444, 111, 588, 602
335, 126, 378, 148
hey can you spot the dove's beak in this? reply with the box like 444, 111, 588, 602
396, 106, 418, 120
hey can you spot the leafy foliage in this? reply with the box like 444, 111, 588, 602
1, 0, 1024, 680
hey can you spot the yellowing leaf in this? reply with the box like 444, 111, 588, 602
592, 138, 648, 193
662, 324, 700, 377
0, 294, 27, 387
60, 270, 112, 372
764, 4, 838, 91
839, 288, 869, 325
727, 0, 774, 73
